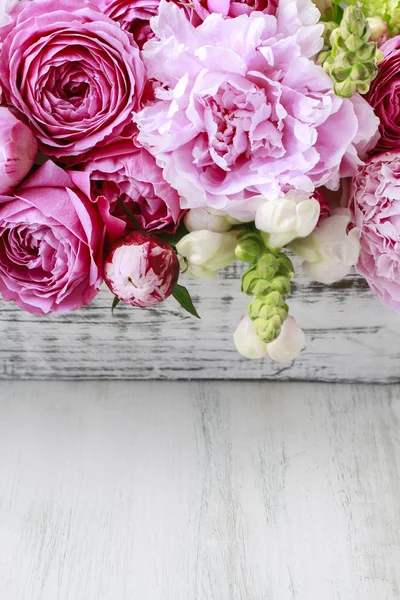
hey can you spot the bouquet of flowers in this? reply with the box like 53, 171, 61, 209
0, 0, 398, 363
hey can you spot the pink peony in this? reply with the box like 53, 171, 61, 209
0, 0, 145, 160
0, 161, 105, 315
350, 151, 400, 312
135, 0, 379, 219
0, 107, 37, 194
104, 231, 179, 306
82, 138, 184, 237
365, 36, 400, 155
193, 0, 278, 21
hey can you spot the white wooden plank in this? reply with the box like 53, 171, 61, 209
0, 266, 399, 381
0, 381, 399, 600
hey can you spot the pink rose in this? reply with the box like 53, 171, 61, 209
0, 161, 105, 315
0, 107, 37, 194
365, 36, 400, 155
193, 0, 278, 20
104, 231, 179, 306
99, 0, 160, 48
349, 151, 400, 312
82, 138, 184, 237
0, 0, 145, 160
136, 1, 379, 219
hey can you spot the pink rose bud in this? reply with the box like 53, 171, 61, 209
0, 107, 37, 194
104, 231, 180, 307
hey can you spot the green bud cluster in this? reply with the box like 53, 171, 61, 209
241, 250, 294, 343
355, 0, 400, 37
319, 6, 382, 98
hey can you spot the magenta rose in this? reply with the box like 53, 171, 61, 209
0, 107, 37, 194
0, 161, 105, 315
104, 231, 180, 307
82, 138, 184, 236
193, 0, 277, 20
365, 36, 400, 154
0, 0, 145, 160
350, 151, 400, 312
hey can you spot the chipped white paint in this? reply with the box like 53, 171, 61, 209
0, 266, 399, 381
0, 380, 399, 600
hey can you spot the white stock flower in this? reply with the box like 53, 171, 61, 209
266, 316, 305, 363
176, 230, 238, 279
255, 194, 320, 248
290, 208, 360, 284
184, 208, 235, 233
234, 315, 268, 360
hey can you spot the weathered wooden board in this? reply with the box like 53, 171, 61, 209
1, 264, 399, 381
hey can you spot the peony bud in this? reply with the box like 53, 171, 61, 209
255, 195, 320, 248
184, 208, 235, 233
104, 231, 179, 307
0, 107, 37, 194
176, 230, 238, 279
289, 208, 360, 284
233, 314, 268, 360
266, 316, 305, 363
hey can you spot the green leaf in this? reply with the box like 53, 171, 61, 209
157, 221, 189, 249
118, 197, 142, 230
111, 296, 121, 314
172, 284, 200, 319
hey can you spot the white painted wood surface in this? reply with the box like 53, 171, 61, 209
0, 380, 399, 600
1, 267, 400, 381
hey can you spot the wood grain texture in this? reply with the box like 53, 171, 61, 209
1, 266, 400, 381
0, 380, 399, 600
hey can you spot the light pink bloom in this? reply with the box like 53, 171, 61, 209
350, 152, 400, 312
104, 231, 179, 307
193, 0, 278, 21
0, 161, 105, 315
0, 0, 145, 160
83, 138, 184, 239
0, 107, 37, 194
135, 0, 379, 219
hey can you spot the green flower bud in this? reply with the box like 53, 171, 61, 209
252, 315, 283, 343
257, 253, 280, 279
270, 275, 291, 296
235, 231, 262, 262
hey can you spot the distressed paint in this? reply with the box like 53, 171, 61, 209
0, 266, 399, 381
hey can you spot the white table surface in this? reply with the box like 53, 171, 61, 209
0, 381, 399, 600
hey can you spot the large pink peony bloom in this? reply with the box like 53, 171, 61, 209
0, 0, 145, 160
135, 0, 379, 219
0, 161, 105, 315
350, 151, 400, 312
193, 0, 278, 21
82, 138, 184, 236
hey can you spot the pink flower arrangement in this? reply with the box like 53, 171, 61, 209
0, 0, 398, 363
